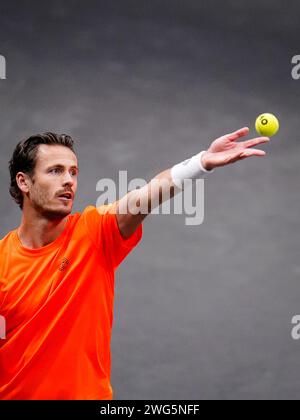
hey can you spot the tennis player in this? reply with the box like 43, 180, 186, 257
0, 128, 269, 399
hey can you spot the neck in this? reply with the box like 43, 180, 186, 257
17, 205, 69, 249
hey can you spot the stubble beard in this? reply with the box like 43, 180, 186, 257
31, 188, 73, 221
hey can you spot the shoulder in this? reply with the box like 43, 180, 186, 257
79, 203, 118, 226
68, 204, 117, 235
82, 203, 117, 216
0, 230, 15, 250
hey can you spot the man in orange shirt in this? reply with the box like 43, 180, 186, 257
0, 129, 269, 399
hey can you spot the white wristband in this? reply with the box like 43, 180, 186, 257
170, 151, 214, 189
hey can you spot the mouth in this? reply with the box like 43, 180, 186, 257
57, 192, 73, 202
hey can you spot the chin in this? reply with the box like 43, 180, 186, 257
42, 205, 73, 220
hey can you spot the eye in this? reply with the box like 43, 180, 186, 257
50, 168, 62, 174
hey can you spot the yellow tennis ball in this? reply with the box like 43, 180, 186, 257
255, 113, 279, 137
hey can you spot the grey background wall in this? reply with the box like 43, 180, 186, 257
0, 0, 299, 399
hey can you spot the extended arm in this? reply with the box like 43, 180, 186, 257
116, 127, 270, 239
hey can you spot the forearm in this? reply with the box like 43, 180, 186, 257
115, 169, 174, 238
118, 150, 209, 217
116, 153, 209, 238
135, 168, 177, 213
117, 168, 176, 221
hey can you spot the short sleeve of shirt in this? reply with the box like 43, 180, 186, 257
83, 202, 143, 270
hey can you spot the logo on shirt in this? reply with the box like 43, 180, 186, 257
59, 258, 70, 272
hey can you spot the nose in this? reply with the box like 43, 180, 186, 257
62, 171, 75, 187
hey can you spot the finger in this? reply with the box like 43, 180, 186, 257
243, 137, 270, 148
239, 148, 267, 158
226, 127, 250, 142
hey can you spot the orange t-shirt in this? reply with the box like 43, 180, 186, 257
0, 202, 143, 400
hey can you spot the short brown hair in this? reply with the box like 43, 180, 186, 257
9, 132, 76, 209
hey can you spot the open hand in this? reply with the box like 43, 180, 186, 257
201, 127, 270, 171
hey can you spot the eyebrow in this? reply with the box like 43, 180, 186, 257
47, 164, 79, 172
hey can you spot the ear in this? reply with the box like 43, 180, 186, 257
16, 172, 31, 194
